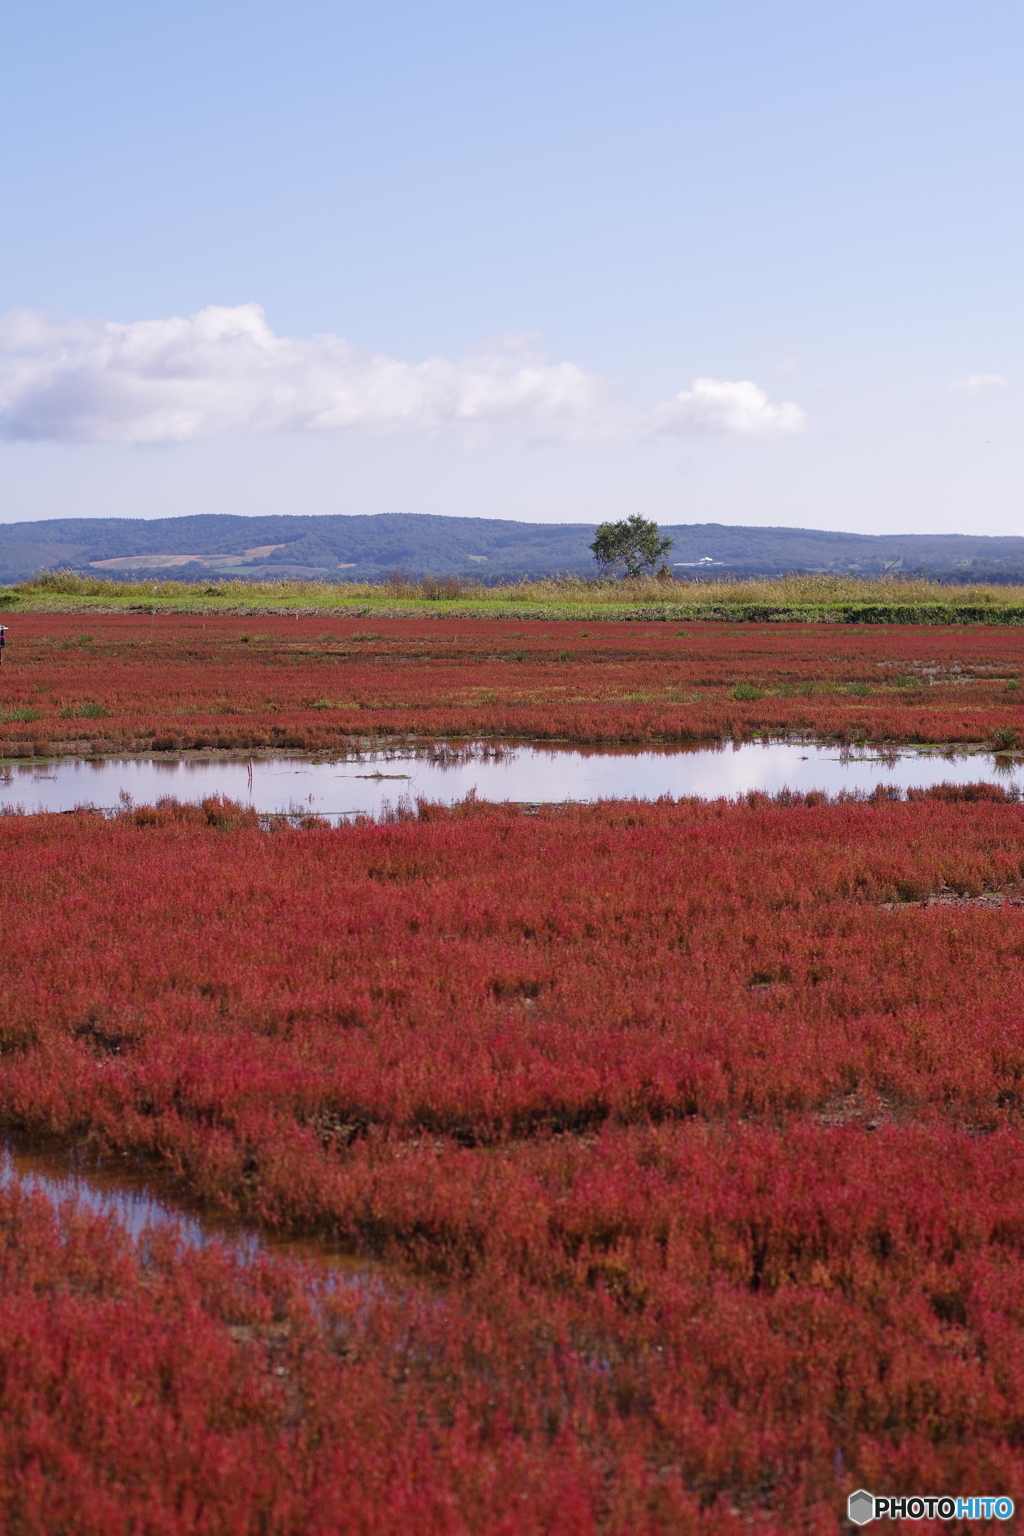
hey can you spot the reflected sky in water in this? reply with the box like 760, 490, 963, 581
0, 1140, 381, 1276
0, 741, 1020, 818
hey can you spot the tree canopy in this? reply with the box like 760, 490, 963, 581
590, 515, 673, 578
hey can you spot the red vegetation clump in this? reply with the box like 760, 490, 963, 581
4, 792, 1024, 1526
1, 1182, 694, 1535
0, 613, 1022, 752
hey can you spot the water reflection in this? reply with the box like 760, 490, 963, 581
0, 739, 1020, 818
0, 1138, 376, 1276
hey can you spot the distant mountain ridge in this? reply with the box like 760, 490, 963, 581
2, 512, 1024, 584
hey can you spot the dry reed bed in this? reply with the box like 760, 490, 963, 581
11, 568, 1024, 615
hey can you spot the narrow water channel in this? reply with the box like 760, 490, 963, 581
1, 739, 1019, 817
0, 1139, 378, 1277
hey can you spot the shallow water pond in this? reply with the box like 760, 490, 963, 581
0, 739, 1019, 817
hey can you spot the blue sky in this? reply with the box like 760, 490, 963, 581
1, 0, 1021, 533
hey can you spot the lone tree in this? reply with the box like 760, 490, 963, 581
590, 514, 673, 578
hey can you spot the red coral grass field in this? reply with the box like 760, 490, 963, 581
0, 613, 1022, 753
5, 785, 1024, 1530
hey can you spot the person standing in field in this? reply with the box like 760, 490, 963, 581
0, 626, 6, 665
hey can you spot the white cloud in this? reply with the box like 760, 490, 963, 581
0, 305, 607, 444
650, 377, 806, 438
0, 304, 807, 446
948, 373, 1009, 393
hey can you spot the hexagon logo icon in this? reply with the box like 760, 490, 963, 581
848, 1489, 875, 1525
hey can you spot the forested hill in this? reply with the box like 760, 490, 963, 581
2, 511, 1024, 584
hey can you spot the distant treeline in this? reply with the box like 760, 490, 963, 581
3, 511, 1024, 585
